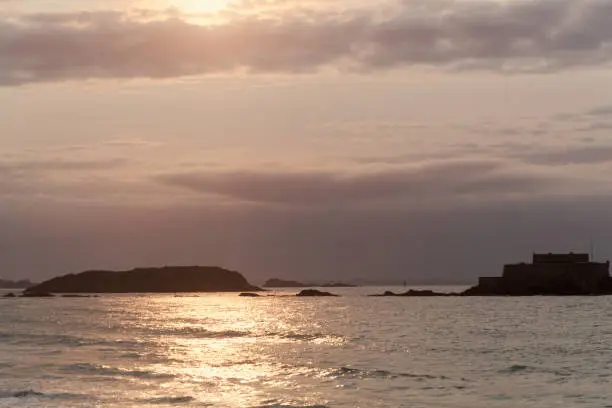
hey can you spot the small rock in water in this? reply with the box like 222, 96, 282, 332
21, 291, 55, 297
239, 292, 261, 297
61, 294, 91, 298
296, 289, 339, 297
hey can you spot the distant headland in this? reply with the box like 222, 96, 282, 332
24, 266, 261, 294
263, 278, 356, 288
0, 279, 34, 289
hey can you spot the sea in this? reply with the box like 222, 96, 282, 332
1, 286, 612, 408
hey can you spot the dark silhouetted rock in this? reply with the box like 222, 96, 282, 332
296, 289, 338, 297
463, 252, 612, 296
25, 266, 261, 294
368, 291, 397, 297
371, 253, 612, 297
369, 289, 458, 297
61, 294, 93, 298
3, 292, 16, 298
239, 292, 261, 297
21, 291, 54, 297
401, 289, 457, 297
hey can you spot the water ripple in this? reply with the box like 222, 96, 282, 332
62, 363, 175, 379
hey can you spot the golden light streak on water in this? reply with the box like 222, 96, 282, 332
124, 295, 339, 406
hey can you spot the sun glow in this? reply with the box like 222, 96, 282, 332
174, 0, 233, 13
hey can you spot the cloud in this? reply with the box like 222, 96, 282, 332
101, 138, 164, 148
2, 0, 612, 84
574, 122, 612, 133
586, 105, 612, 117
519, 145, 612, 165
156, 159, 555, 206
0, 157, 129, 174
0, 157, 137, 202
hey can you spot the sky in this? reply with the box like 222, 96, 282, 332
2, 0, 612, 283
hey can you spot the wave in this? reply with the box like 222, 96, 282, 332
0, 331, 148, 349
256, 405, 329, 408
0, 389, 84, 400
143, 396, 195, 404
1, 328, 343, 344
0, 390, 44, 399
148, 327, 340, 342
210, 359, 257, 368
150, 327, 250, 338
278, 332, 338, 342
323, 367, 445, 380
502, 364, 532, 373
62, 363, 175, 379
499, 364, 572, 377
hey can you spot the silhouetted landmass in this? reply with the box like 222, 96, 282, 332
264, 279, 309, 288
352, 278, 470, 286
61, 294, 97, 298
464, 253, 612, 296
239, 292, 261, 297
296, 289, 339, 297
25, 266, 261, 294
320, 282, 357, 288
0, 279, 34, 289
264, 278, 356, 288
21, 291, 54, 297
369, 290, 458, 297
370, 253, 612, 297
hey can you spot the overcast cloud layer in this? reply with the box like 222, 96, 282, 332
2, 0, 612, 84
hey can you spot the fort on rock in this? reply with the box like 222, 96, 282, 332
464, 252, 612, 295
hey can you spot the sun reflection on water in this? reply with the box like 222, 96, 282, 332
120, 295, 339, 406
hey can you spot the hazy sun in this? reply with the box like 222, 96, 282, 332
175, 0, 233, 13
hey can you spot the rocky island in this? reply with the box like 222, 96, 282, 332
370, 290, 458, 297
296, 289, 339, 297
24, 266, 261, 294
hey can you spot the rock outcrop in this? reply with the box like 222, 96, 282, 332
21, 291, 54, 297
296, 289, 339, 297
25, 266, 261, 294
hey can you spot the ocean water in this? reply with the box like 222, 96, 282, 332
1, 286, 612, 407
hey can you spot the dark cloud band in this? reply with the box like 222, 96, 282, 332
2, 0, 612, 85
